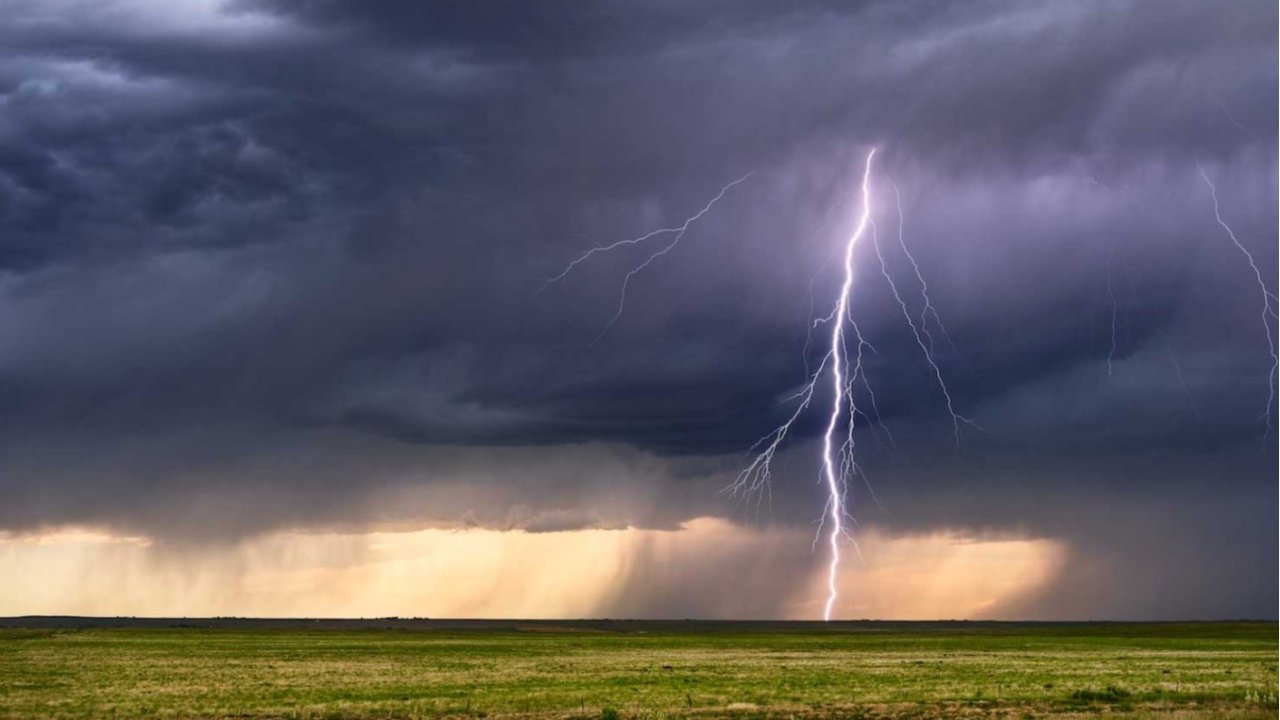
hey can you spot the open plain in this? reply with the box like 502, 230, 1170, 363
0, 619, 1275, 719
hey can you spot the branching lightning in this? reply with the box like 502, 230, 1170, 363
889, 182, 960, 359
1196, 163, 1278, 430
732, 148, 972, 620
543, 173, 754, 342
727, 153, 878, 620
814, 149, 877, 621
871, 189, 978, 445
553, 148, 972, 620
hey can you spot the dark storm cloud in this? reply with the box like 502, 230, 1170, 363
0, 0, 1274, 617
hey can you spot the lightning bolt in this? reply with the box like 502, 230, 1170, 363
1196, 163, 1278, 431
554, 148, 970, 620
815, 148, 878, 621
870, 186, 978, 445
728, 152, 878, 620
731, 148, 976, 620
1164, 340, 1201, 422
543, 173, 754, 342
1220, 102, 1261, 145
889, 181, 960, 359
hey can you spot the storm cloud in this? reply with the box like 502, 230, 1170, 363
0, 0, 1275, 618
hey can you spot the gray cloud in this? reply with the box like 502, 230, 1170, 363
0, 0, 1274, 618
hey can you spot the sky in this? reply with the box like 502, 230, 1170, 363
0, 0, 1275, 620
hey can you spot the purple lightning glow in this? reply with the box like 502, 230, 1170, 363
543, 173, 754, 342
555, 147, 971, 620
871, 187, 978, 445
730, 148, 979, 619
1195, 163, 1278, 430
889, 181, 960, 360
815, 148, 878, 620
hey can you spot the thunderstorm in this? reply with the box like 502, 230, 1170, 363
553, 147, 976, 620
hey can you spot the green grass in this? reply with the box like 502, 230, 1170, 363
0, 621, 1275, 719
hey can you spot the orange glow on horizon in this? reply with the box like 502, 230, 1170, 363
0, 519, 1065, 619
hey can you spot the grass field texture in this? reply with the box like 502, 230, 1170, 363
1, 621, 1275, 719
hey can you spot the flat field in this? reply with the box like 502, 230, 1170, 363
0, 619, 1275, 719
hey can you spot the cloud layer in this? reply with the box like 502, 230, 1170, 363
0, 0, 1275, 618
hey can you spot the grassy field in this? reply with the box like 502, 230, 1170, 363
0, 620, 1275, 719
